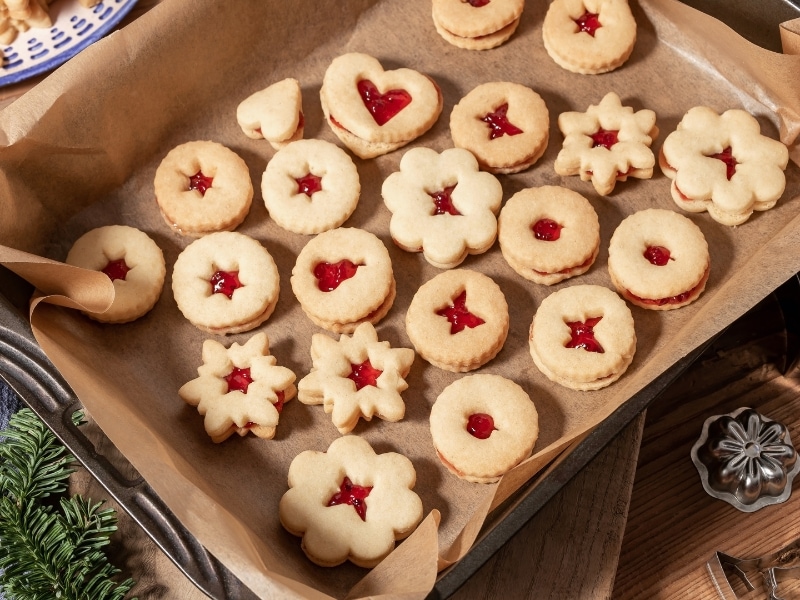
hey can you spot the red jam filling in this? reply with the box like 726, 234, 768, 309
481, 103, 523, 140
274, 390, 286, 413
565, 316, 604, 353
533, 253, 594, 276
102, 258, 131, 282
575, 11, 601, 36
328, 476, 372, 521
430, 184, 461, 216
625, 266, 708, 306
313, 260, 360, 292
189, 171, 214, 195
467, 413, 496, 439
296, 173, 322, 197
644, 245, 671, 266
348, 360, 383, 390
357, 79, 412, 126
210, 270, 242, 299
532, 218, 562, 241
707, 146, 738, 180
466, 0, 491, 6
225, 367, 253, 394
436, 290, 485, 334
591, 128, 618, 149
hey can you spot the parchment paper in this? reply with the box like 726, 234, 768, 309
1, 0, 800, 598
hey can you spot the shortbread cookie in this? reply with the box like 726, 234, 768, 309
236, 78, 304, 150
172, 231, 280, 335
430, 374, 539, 483
406, 269, 509, 372
432, 0, 524, 50
320, 52, 443, 159
154, 140, 253, 236
608, 209, 710, 310
659, 107, 789, 226
297, 322, 415, 434
498, 186, 600, 285
382, 147, 503, 269
554, 92, 657, 196
279, 435, 423, 568
529, 284, 636, 390
291, 227, 395, 334
450, 82, 549, 174
65, 225, 166, 324
178, 333, 296, 443
261, 139, 360, 235
542, 0, 637, 74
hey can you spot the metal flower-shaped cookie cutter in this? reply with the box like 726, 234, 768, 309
691, 407, 799, 512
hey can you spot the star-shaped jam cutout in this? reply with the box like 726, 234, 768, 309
430, 184, 461, 216
357, 79, 412, 126
210, 270, 242, 299
707, 146, 738, 180
327, 476, 373, 521
348, 360, 383, 391
565, 316, 604, 353
436, 290, 485, 334
225, 366, 253, 394
102, 258, 131, 282
481, 103, 523, 140
189, 171, 214, 195
296, 173, 323, 197
575, 11, 601, 36
591, 128, 619, 149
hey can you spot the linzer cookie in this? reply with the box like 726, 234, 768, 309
608, 209, 710, 310
430, 374, 539, 483
432, 0, 524, 50
320, 52, 443, 159
178, 333, 296, 443
529, 284, 636, 391
542, 0, 637, 75
236, 78, 304, 150
450, 81, 549, 174
65, 225, 166, 324
279, 435, 423, 567
154, 140, 253, 236
498, 186, 600, 285
291, 227, 396, 333
660, 106, 789, 226
261, 139, 360, 235
554, 92, 657, 196
171, 231, 280, 335
405, 269, 509, 372
381, 146, 503, 269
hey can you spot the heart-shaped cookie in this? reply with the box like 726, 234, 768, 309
236, 78, 304, 149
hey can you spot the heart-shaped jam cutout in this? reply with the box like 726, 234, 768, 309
644, 245, 671, 266
430, 184, 461, 216
348, 359, 383, 391
327, 476, 372, 521
357, 79, 412, 126
565, 316, 604, 353
467, 413, 496, 439
296, 173, 322, 197
575, 11, 601, 36
481, 103, 523, 140
436, 290, 485, 334
225, 366, 253, 394
591, 128, 618, 149
210, 270, 242, 299
102, 258, 131, 282
314, 260, 361, 292
707, 146, 738, 180
532, 218, 562, 241
189, 171, 214, 195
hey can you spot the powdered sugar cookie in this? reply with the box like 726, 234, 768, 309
659, 107, 789, 226
382, 147, 503, 269
178, 333, 296, 443
529, 284, 636, 391
297, 322, 415, 434
430, 374, 539, 483
554, 92, 657, 196
498, 186, 600, 285
608, 209, 709, 310
405, 269, 509, 372
542, 0, 637, 74
236, 78, 304, 150
171, 232, 280, 335
261, 139, 360, 235
154, 140, 253, 236
450, 81, 549, 174
65, 225, 166, 324
432, 0, 524, 50
279, 435, 423, 567
320, 52, 443, 159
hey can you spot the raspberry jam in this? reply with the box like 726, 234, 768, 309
565, 316, 605, 353
436, 290, 485, 334
430, 184, 461, 216
274, 390, 286, 413
328, 476, 372, 521
481, 103, 523, 139
189, 171, 214, 195
708, 146, 738, 180
102, 258, 131, 282
348, 360, 383, 390
296, 173, 322, 197
357, 79, 412, 126
467, 0, 490, 6
575, 11, 601, 36
225, 367, 253, 394
313, 260, 360, 292
644, 245, 671, 266
591, 128, 618, 149
467, 413, 496, 439
210, 270, 242, 299
532, 219, 562, 241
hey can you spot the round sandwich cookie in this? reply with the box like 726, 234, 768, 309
432, 0, 525, 50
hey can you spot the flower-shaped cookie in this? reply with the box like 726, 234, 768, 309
178, 332, 296, 443
382, 147, 503, 269
554, 92, 657, 196
297, 322, 415, 434
279, 435, 423, 567
660, 106, 789, 226
236, 78, 304, 150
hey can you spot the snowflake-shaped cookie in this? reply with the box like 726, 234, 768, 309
297, 322, 415, 434
554, 92, 657, 196
382, 147, 503, 269
660, 106, 789, 226
178, 332, 296, 443
279, 435, 423, 567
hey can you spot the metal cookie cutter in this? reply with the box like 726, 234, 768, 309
707, 543, 800, 600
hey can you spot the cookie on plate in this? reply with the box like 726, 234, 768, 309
432, 0, 525, 50
236, 78, 304, 150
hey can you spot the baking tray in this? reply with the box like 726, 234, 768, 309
0, 1, 798, 598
